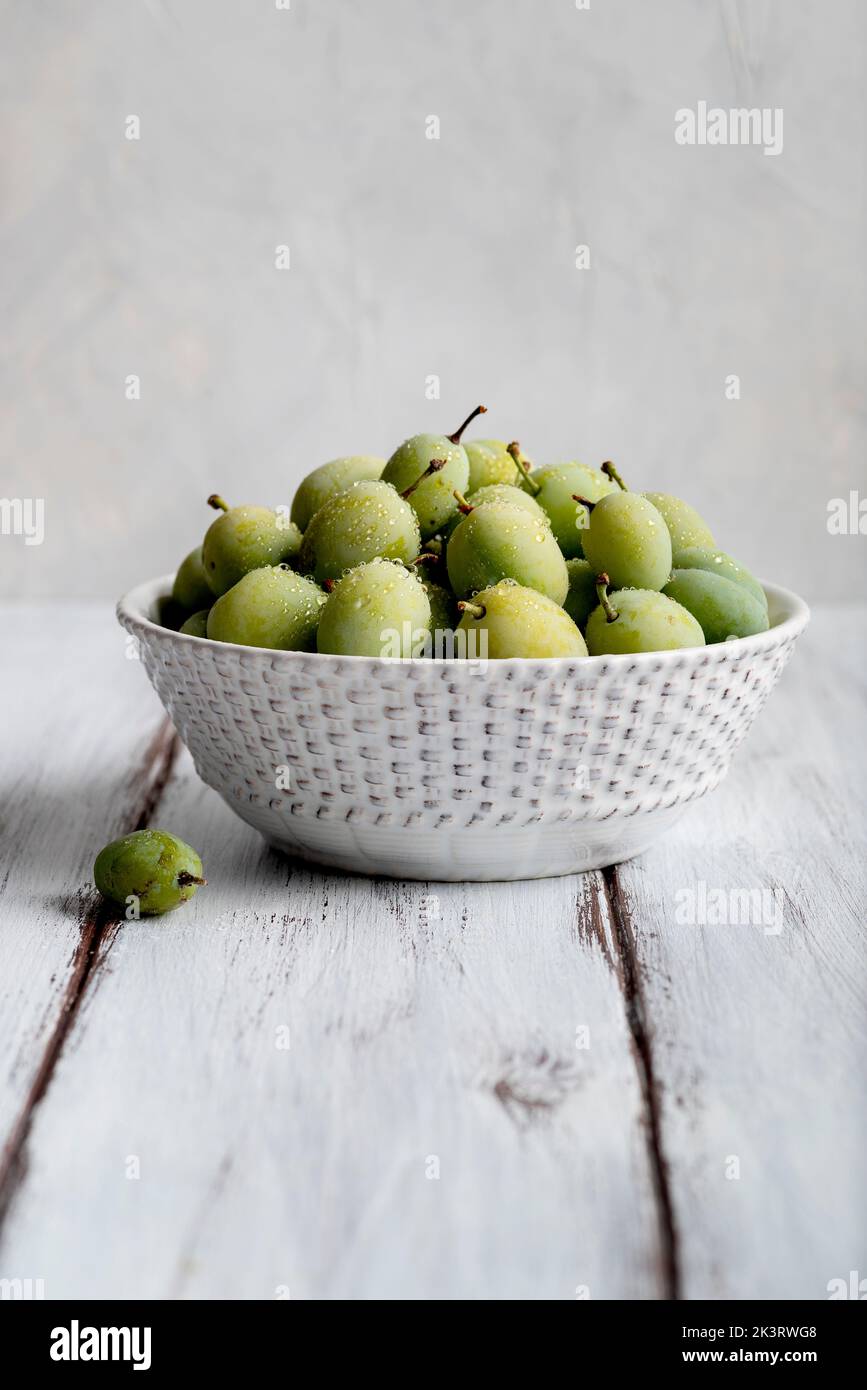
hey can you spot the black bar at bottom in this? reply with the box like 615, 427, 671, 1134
2, 1296, 864, 1375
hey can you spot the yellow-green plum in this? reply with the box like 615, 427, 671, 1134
380, 405, 485, 539
316, 558, 432, 657
456, 580, 588, 659
290, 455, 385, 531
171, 548, 213, 612
442, 483, 548, 541
94, 829, 205, 916
298, 479, 421, 584
464, 439, 520, 491
446, 500, 569, 604
643, 492, 715, 552
581, 491, 672, 591
203, 497, 303, 596
585, 579, 705, 655
563, 558, 598, 630
207, 565, 326, 650
179, 609, 210, 638
511, 445, 618, 558
467, 484, 549, 524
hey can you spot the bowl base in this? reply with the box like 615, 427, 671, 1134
259, 803, 689, 882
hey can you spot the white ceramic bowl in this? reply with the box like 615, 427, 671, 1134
118, 576, 809, 882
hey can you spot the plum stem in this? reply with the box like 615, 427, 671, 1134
572, 493, 597, 512
602, 461, 628, 491
595, 573, 618, 623
177, 871, 207, 888
452, 489, 474, 514
400, 458, 446, 500
207, 494, 230, 512
508, 442, 540, 495
457, 600, 486, 620
447, 404, 487, 444
323, 578, 335, 592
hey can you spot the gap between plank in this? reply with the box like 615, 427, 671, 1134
601, 864, 681, 1301
0, 721, 180, 1235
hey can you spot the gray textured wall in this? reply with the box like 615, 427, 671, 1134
1, 0, 864, 601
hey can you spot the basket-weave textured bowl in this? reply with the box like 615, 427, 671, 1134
118, 577, 808, 881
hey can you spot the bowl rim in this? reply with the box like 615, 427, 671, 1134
119, 573, 810, 669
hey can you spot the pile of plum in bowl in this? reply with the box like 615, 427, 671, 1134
119, 406, 808, 881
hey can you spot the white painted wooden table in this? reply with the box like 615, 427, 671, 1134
1, 603, 864, 1300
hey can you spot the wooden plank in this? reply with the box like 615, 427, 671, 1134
610, 607, 867, 1299
0, 605, 174, 1217
0, 733, 664, 1299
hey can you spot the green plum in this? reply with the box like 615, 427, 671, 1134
585, 578, 705, 655
442, 483, 547, 541
290, 455, 385, 531
380, 405, 485, 539
94, 829, 205, 916
446, 500, 569, 604
580, 488, 672, 591
172, 548, 213, 612
671, 545, 767, 611
464, 439, 520, 491
468, 483, 549, 523
203, 496, 303, 597
298, 479, 420, 584
207, 565, 326, 650
456, 580, 588, 659
510, 444, 618, 558
316, 558, 432, 657
663, 568, 769, 643
179, 609, 210, 638
563, 558, 598, 630
643, 492, 715, 552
